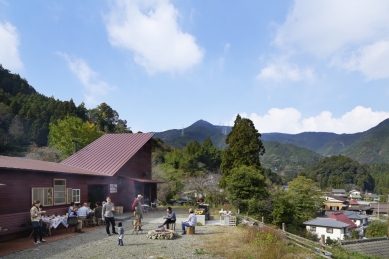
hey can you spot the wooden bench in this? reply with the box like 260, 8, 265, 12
0, 212, 34, 242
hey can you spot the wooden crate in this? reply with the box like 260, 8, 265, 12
229, 216, 236, 226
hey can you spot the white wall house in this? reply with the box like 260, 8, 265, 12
304, 218, 350, 241
349, 190, 362, 200
342, 211, 369, 227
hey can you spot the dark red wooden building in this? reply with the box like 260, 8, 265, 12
0, 133, 160, 241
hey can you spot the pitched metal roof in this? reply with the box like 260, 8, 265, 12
328, 212, 357, 229
304, 217, 350, 228
0, 155, 102, 176
341, 237, 389, 258
61, 133, 154, 176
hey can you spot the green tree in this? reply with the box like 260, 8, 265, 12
366, 220, 388, 238
271, 190, 295, 226
48, 116, 103, 158
225, 165, 267, 205
220, 115, 265, 188
288, 176, 323, 225
199, 137, 221, 170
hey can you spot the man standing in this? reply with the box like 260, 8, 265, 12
158, 207, 176, 229
132, 194, 143, 231
102, 196, 118, 236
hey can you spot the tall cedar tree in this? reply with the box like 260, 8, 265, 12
220, 115, 265, 188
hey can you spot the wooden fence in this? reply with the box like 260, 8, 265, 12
240, 216, 333, 258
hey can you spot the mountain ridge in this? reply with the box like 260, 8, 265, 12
154, 118, 389, 165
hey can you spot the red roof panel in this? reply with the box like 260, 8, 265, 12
61, 133, 154, 176
0, 155, 101, 176
328, 212, 357, 229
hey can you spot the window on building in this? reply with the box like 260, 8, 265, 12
310, 226, 316, 232
54, 179, 66, 205
326, 228, 333, 233
66, 188, 72, 204
32, 188, 53, 206
72, 189, 80, 203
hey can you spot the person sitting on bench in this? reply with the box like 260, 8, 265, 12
181, 208, 197, 235
158, 207, 176, 229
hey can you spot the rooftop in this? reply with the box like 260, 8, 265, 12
304, 217, 350, 228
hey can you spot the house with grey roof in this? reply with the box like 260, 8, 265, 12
304, 217, 350, 241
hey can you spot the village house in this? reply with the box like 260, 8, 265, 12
332, 189, 347, 198
304, 217, 351, 241
349, 190, 362, 200
0, 133, 160, 241
324, 195, 349, 211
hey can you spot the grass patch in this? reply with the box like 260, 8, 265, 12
194, 248, 208, 255
202, 225, 317, 259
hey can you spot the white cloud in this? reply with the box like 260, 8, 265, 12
231, 106, 389, 134
337, 40, 389, 81
0, 21, 23, 70
266, 0, 389, 81
57, 52, 115, 106
256, 58, 315, 83
104, 0, 204, 74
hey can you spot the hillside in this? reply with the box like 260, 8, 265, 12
155, 118, 389, 165
299, 155, 375, 191
0, 65, 129, 155
261, 132, 338, 152
154, 120, 230, 149
261, 141, 323, 180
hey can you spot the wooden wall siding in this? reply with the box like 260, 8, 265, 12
116, 140, 152, 179
0, 169, 132, 215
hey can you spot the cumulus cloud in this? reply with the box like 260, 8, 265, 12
0, 21, 23, 70
256, 58, 315, 83
57, 52, 115, 106
104, 0, 204, 74
263, 0, 389, 81
230, 106, 389, 134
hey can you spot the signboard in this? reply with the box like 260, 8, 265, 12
110, 184, 117, 193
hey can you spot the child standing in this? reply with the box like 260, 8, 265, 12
116, 222, 124, 246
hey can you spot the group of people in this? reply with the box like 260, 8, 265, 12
30, 195, 197, 246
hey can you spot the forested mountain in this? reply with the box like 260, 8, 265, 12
154, 120, 230, 149
0, 65, 129, 155
155, 118, 389, 165
261, 141, 323, 181
299, 155, 375, 191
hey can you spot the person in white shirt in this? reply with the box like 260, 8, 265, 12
77, 202, 90, 219
68, 202, 75, 215
181, 208, 197, 235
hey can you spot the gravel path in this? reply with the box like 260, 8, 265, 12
2, 208, 224, 259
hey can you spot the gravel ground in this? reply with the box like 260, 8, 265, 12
2, 208, 224, 259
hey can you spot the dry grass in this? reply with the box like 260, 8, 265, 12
201, 225, 317, 259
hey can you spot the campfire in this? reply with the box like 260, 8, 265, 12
147, 227, 178, 240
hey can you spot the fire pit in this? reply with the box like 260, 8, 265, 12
147, 229, 178, 240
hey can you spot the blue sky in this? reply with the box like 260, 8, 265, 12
1, 0, 389, 134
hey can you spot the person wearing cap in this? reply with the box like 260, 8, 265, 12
132, 195, 143, 231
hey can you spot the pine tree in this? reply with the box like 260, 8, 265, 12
220, 114, 265, 187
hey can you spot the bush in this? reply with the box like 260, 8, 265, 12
366, 220, 388, 238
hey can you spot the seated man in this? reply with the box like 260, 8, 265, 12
77, 202, 90, 219
158, 207, 176, 229
93, 202, 103, 225
181, 208, 197, 235
68, 207, 84, 233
